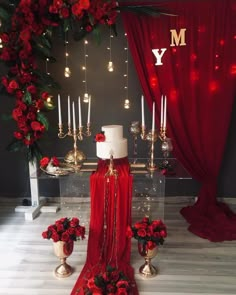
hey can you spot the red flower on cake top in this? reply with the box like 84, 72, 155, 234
94, 131, 106, 142
42, 217, 85, 243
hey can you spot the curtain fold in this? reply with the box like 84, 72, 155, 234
121, 0, 236, 241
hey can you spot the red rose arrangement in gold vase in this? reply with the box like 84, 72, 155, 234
83, 265, 132, 295
127, 217, 167, 250
42, 217, 85, 243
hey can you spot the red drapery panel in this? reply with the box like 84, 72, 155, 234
71, 158, 138, 294
121, 0, 236, 241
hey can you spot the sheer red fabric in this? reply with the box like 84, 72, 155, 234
70, 158, 138, 294
121, 0, 236, 241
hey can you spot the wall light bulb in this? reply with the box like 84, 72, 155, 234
83, 93, 89, 103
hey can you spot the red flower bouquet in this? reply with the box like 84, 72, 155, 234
40, 156, 60, 168
84, 265, 132, 295
42, 217, 85, 243
127, 217, 167, 250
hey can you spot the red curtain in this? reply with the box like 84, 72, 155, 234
121, 0, 236, 241
71, 158, 138, 294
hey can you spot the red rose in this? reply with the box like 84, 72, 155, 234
14, 131, 23, 139
12, 108, 23, 120
95, 132, 105, 142
42, 231, 48, 239
56, 223, 64, 232
27, 84, 37, 94
67, 227, 75, 235
60, 7, 70, 18
41, 91, 49, 100
0, 33, 9, 43
27, 111, 36, 121
1, 76, 8, 87
31, 121, 43, 131
137, 228, 146, 237
80, 0, 90, 10
16, 90, 24, 99
40, 157, 50, 167
61, 231, 70, 242
20, 28, 31, 42
51, 156, 60, 166
70, 217, 79, 227
23, 137, 34, 145
117, 287, 129, 295
8, 80, 19, 90
160, 230, 167, 238
126, 226, 133, 238
71, 3, 83, 16
51, 231, 60, 242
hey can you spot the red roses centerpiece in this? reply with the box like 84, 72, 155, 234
42, 217, 85, 243
127, 217, 167, 251
83, 265, 132, 295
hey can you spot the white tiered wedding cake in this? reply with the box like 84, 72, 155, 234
96, 125, 128, 159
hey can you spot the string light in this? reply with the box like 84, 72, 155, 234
83, 39, 89, 103
45, 57, 50, 75
107, 26, 114, 72
64, 32, 71, 78
123, 33, 130, 109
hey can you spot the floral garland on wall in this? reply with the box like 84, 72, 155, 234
0, 0, 118, 161
0, 0, 166, 162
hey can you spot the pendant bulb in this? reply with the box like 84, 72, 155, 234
108, 61, 114, 72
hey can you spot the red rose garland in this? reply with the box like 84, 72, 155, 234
0, 0, 118, 161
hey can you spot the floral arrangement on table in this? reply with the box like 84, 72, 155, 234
42, 217, 85, 243
126, 217, 167, 250
83, 265, 132, 295
94, 131, 105, 142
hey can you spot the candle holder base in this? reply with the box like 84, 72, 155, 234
64, 149, 86, 166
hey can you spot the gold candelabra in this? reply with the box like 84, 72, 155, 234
58, 123, 91, 169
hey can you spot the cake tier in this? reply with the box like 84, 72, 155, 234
101, 125, 123, 141
96, 139, 128, 159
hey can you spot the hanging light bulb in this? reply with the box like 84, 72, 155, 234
107, 61, 114, 72
107, 27, 114, 72
83, 40, 89, 102
124, 99, 130, 109
64, 34, 71, 78
64, 66, 71, 78
123, 33, 130, 109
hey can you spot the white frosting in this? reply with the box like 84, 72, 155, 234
96, 125, 128, 159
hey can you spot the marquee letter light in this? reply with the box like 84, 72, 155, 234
170, 28, 187, 46
152, 48, 167, 65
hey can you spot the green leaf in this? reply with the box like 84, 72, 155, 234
37, 112, 49, 130
23, 91, 32, 104
0, 7, 10, 21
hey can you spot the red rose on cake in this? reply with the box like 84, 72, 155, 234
95, 132, 105, 142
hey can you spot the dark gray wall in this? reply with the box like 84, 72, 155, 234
0, 19, 235, 198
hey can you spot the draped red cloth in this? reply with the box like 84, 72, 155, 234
121, 0, 236, 241
70, 158, 138, 295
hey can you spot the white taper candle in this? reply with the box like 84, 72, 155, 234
78, 96, 82, 128
87, 95, 91, 125
152, 101, 155, 132
160, 95, 163, 128
68, 95, 71, 127
163, 96, 167, 129
72, 101, 76, 131
141, 95, 145, 127
58, 94, 62, 125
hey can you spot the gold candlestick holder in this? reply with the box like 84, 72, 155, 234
58, 123, 91, 170
146, 129, 158, 171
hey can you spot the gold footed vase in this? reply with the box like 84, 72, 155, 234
138, 242, 158, 278
53, 241, 74, 278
